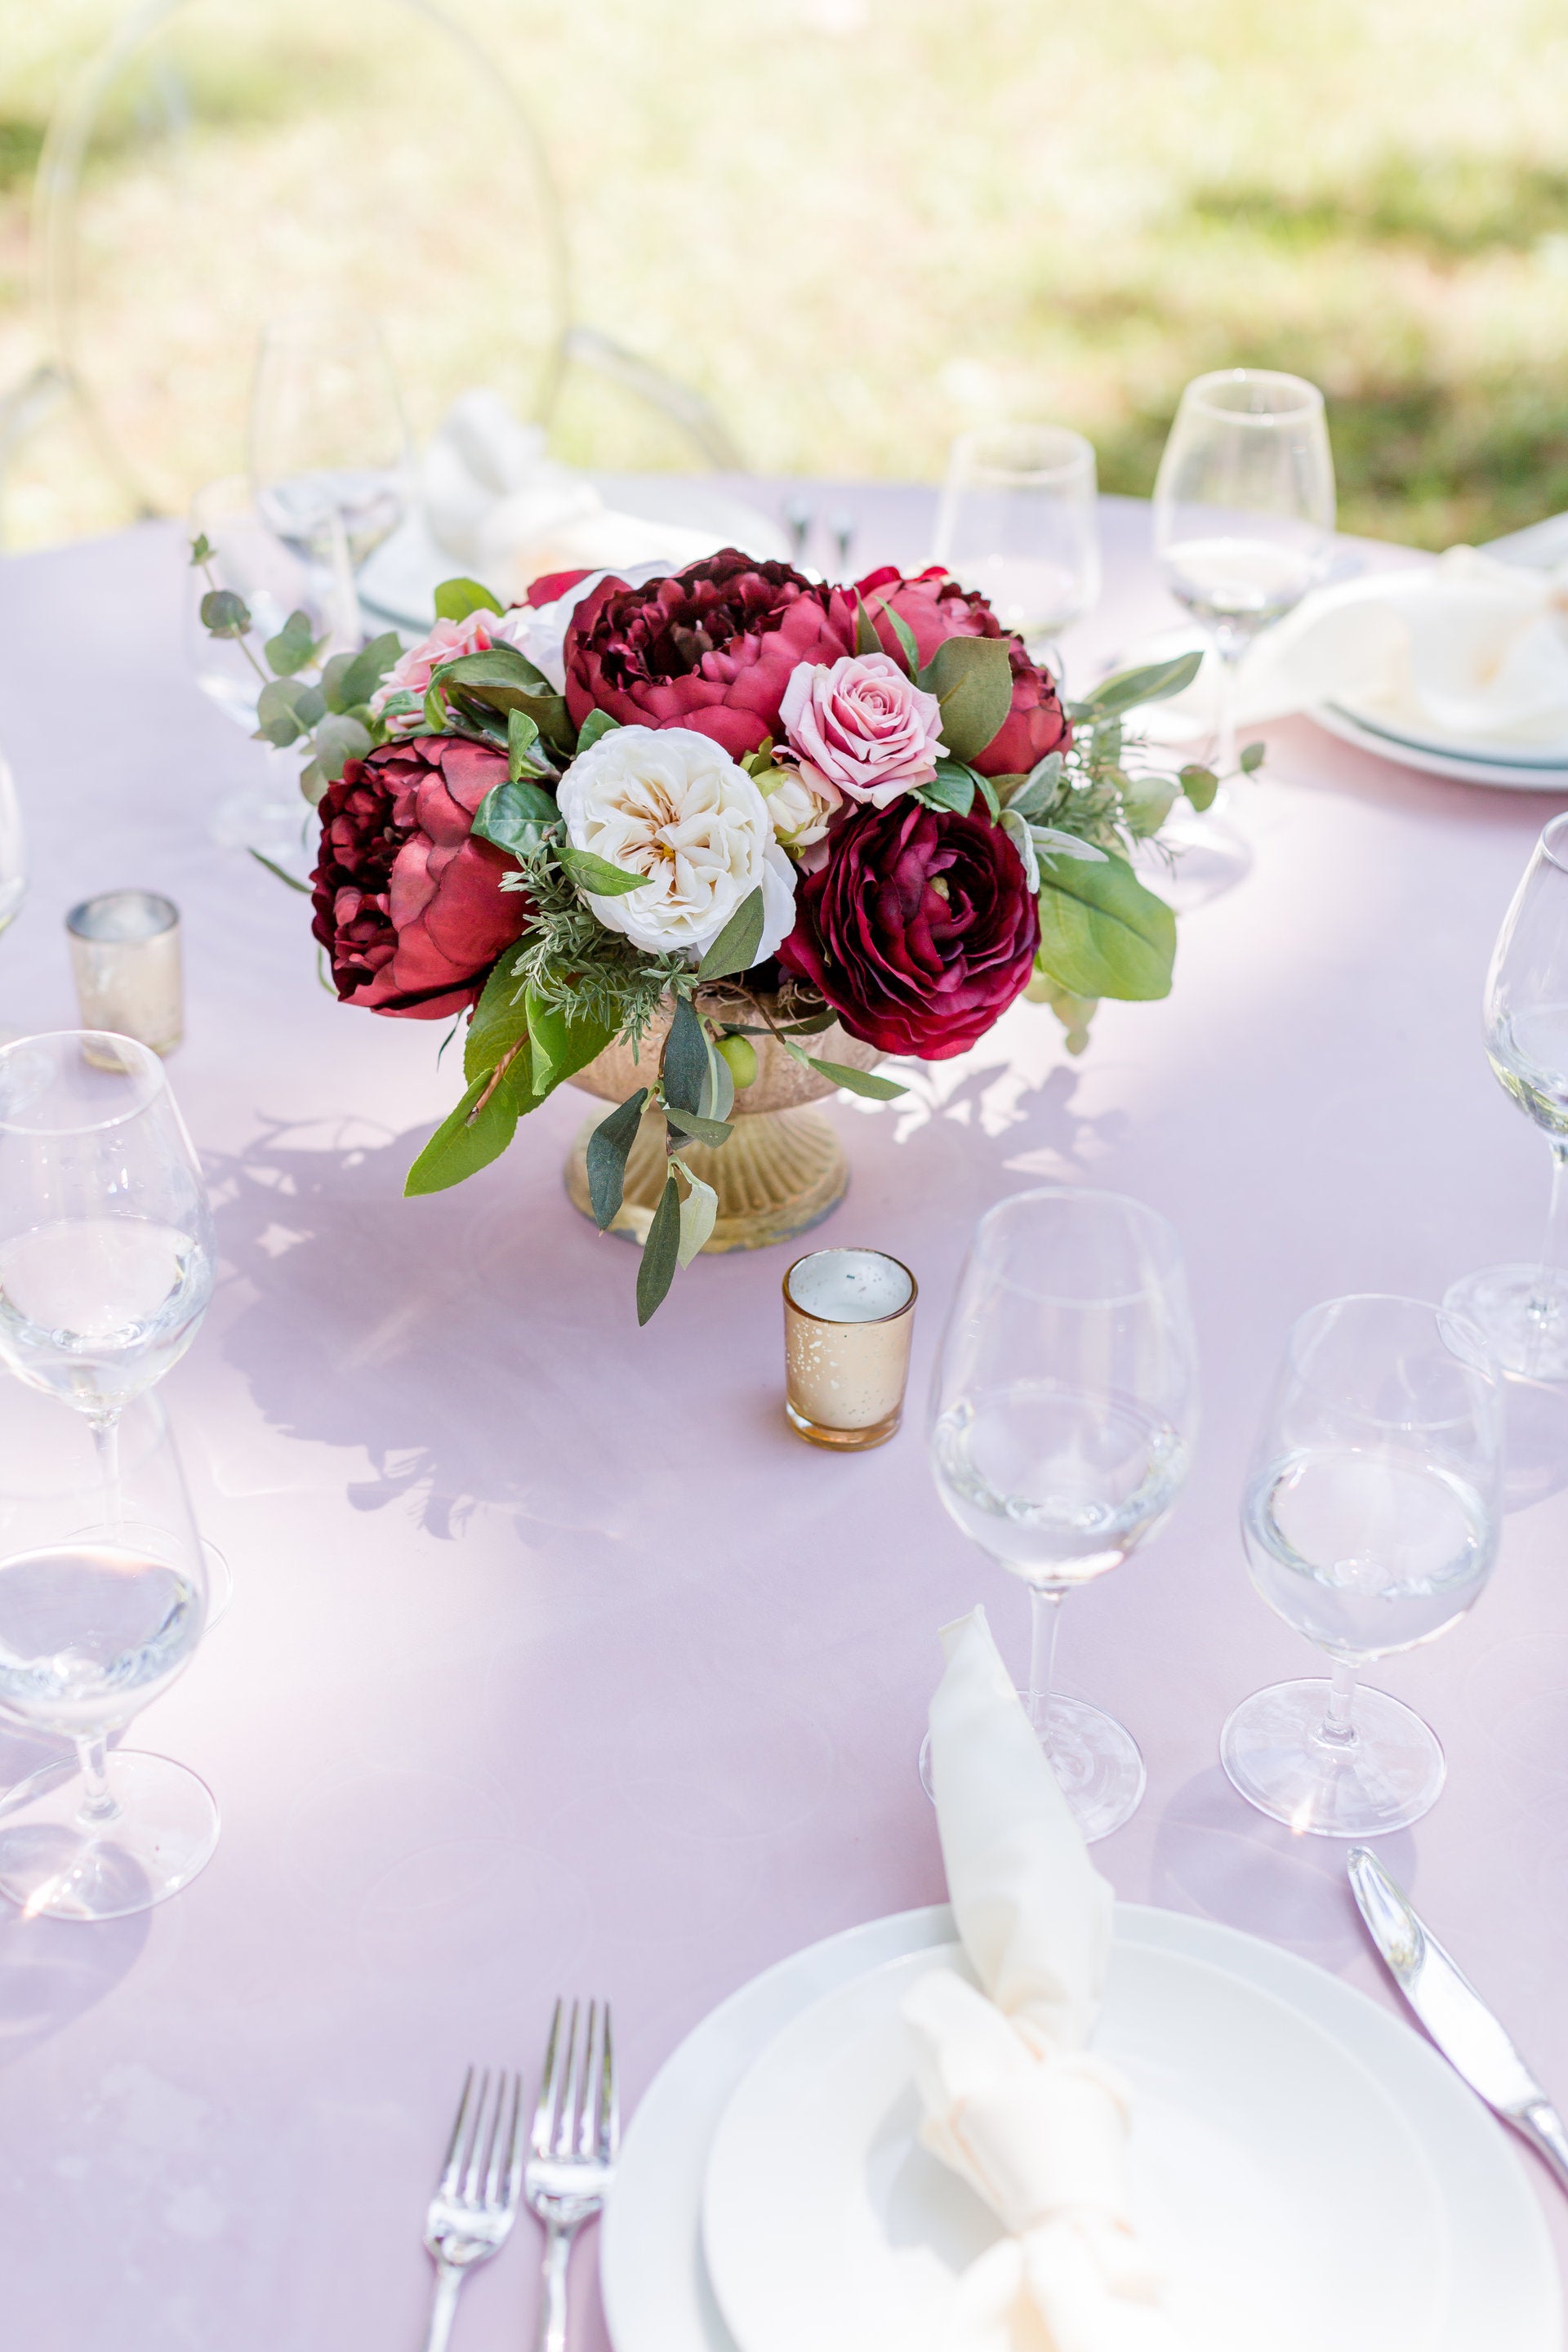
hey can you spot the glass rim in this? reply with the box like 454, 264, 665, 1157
946, 421, 1097, 488
969, 1184, 1184, 1304
782, 1248, 918, 1326
1280, 1292, 1501, 1424
0, 1030, 168, 1135
1181, 368, 1325, 428
1540, 810, 1568, 874
66, 890, 178, 944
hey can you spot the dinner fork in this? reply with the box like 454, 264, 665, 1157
420, 2065, 524, 2352
524, 1998, 618, 2352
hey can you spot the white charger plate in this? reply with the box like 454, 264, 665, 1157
1311, 702, 1568, 791
599, 1904, 1560, 2352
703, 1940, 1445, 2352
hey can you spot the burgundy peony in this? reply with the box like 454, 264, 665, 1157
855, 564, 1071, 777
777, 800, 1040, 1059
310, 735, 528, 1019
564, 548, 858, 759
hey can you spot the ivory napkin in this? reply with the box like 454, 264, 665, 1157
903, 1609, 1183, 2352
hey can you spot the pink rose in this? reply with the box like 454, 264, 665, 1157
370, 610, 498, 730
779, 651, 944, 808
855, 566, 1071, 777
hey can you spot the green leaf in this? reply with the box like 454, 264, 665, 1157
914, 759, 976, 817
463, 956, 530, 1084
1178, 763, 1218, 813
875, 595, 921, 679
662, 993, 710, 1114
263, 608, 318, 677
247, 846, 312, 893
1239, 740, 1267, 774
254, 676, 305, 747
472, 777, 559, 858
524, 987, 614, 1101
299, 759, 327, 806
636, 1174, 683, 1324
1000, 808, 1040, 892
575, 710, 621, 755
1036, 850, 1175, 1002
806, 1056, 909, 1100
1120, 774, 1178, 837
700, 1036, 736, 1122
432, 644, 553, 702
586, 1088, 648, 1228
973, 769, 1002, 822
337, 632, 402, 710
919, 635, 1013, 764
558, 844, 649, 898
199, 587, 251, 639
662, 1103, 733, 1147
189, 532, 212, 567
1005, 752, 1064, 822
433, 576, 504, 622
312, 712, 372, 784
1076, 652, 1202, 719
319, 653, 355, 714
854, 595, 881, 657
696, 885, 765, 981
507, 707, 546, 782
404, 1054, 535, 1196
675, 1168, 719, 1266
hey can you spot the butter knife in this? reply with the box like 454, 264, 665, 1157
1348, 1844, 1568, 2194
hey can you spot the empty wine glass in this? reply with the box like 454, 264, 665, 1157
250, 307, 409, 653
186, 475, 317, 858
926, 1187, 1199, 1840
1152, 369, 1336, 906
0, 1385, 216, 1919
933, 424, 1100, 684
1446, 812, 1568, 1379
1221, 1294, 1503, 1838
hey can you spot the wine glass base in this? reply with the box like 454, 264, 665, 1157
920, 1690, 1146, 1843
0, 1750, 220, 1920
1443, 1264, 1568, 1381
1220, 1679, 1446, 1837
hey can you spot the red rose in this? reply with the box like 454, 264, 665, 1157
778, 800, 1039, 1059
310, 735, 527, 1019
564, 549, 858, 759
855, 564, 1071, 777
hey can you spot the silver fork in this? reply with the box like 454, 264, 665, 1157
420, 2066, 524, 2352
523, 1999, 618, 2352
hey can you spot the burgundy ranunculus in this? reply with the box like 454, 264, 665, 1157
310, 735, 527, 1019
564, 548, 858, 759
777, 800, 1039, 1059
855, 564, 1071, 777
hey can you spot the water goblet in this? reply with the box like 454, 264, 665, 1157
1446, 811, 1568, 1379
1221, 1294, 1503, 1837
932, 423, 1101, 686
926, 1187, 1199, 1840
0, 1384, 216, 1919
1151, 368, 1336, 906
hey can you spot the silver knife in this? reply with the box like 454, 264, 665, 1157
1348, 1844, 1568, 2194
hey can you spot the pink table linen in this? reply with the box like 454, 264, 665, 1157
0, 493, 1562, 2348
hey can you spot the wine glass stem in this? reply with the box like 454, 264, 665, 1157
327, 506, 362, 653
1027, 1584, 1065, 1741
74, 1730, 120, 1830
1210, 641, 1241, 779
91, 1413, 122, 1533
1315, 1658, 1359, 1755
1530, 1140, 1568, 1329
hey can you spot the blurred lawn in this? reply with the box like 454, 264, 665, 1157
3, 0, 1568, 549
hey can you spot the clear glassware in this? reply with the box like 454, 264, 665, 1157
932, 424, 1101, 685
1151, 369, 1336, 906
0, 1033, 214, 1464
1446, 811, 1568, 1379
0, 1385, 216, 1919
249, 308, 410, 653
1221, 1294, 1503, 1838
0, 748, 26, 950
926, 1187, 1199, 1840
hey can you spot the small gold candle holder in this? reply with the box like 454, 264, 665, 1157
66, 892, 183, 1061
782, 1248, 917, 1450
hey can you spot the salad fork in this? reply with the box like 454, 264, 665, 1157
420, 2065, 524, 2352
524, 1998, 619, 2352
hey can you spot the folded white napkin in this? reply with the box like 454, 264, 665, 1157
904, 1610, 1183, 2352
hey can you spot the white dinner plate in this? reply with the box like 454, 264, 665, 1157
703, 1940, 1445, 2352
1308, 701, 1568, 792
599, 1904, 1560, 2352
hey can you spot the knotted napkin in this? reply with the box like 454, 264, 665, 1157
903, 1609, 1183, 2352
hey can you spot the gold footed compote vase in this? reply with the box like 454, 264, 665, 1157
564, 992, 884, 1253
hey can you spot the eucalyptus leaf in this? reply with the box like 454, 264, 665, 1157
1178, 763, 1219, 813
675, 1169, 719, 1266
473, 777, 559, 858
264, 608, 318, 678
662, 1104, 733, 1147
918, 635, 1013, 764
806, 1057, 908, 1100
337, 632, 402, 710
558, 845, 649, 898
189, 533, 212, 566
1036, 850, 1175, 1002
433, 576, 503, 622
319, 652, 356, 714
299, 759, 327, 806
696, 885, 764, 981
636, 1174, 683, 1324
662, 993, 710, 1114
1239, 741, 1267, 774
1075, 651, 1202, 719
404, 1054, 535, 1196
586, 1087, 648, 1228
575, 710, 621, 755
254, 675, 327, 747
199, 588, 250, 639
312, 712, 372, 784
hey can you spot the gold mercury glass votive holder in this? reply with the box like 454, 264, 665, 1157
783, 1248, 918, 1450
66, 891, 183, 1062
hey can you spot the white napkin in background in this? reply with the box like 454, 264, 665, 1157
904, 1610, 1184, 2352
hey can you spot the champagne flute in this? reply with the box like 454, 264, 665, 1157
927, 1187, 1198, 1841
1151, 369, 1335, 906
1446, 812, 1568, 1379
932, 424, 1101, 684
249, 309, 409, 653
1221, 1295, 1502, 1837
0, 1385, 216, 1919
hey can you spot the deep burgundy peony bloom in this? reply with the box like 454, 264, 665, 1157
777, 800, 1039, 1059
564, 549, 858, 759
310, 735, 528, 1019
854, 564, 1071, 778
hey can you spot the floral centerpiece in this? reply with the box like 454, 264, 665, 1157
195, 541, 1218, 1321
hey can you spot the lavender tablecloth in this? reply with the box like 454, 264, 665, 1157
0, 492, 1564, 2349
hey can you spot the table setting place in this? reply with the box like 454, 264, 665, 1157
4, 295, 1568, 2352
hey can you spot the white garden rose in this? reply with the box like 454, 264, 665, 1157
557, 724, 797, 960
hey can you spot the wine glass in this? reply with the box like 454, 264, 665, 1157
1446, 812, 1568, 1379
927, 1187, 1199, 1841
0, 1384, 216, 1919
186, 474, 318, 858
1221, 1295, 1503, 1837
933, 424, 1100, 686
249, 308, 410, 653
0, 749, 26, 951
1151, 369, 1336, 906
